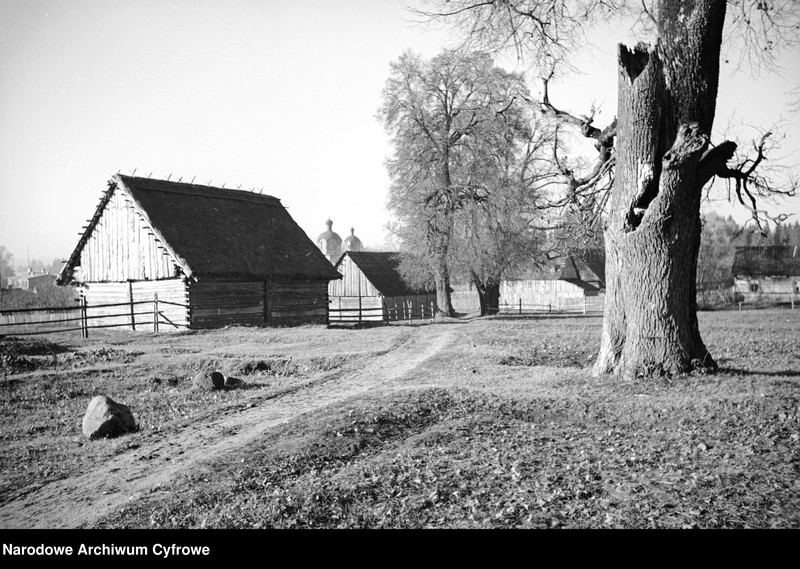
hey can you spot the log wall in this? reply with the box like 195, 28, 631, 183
188, 279, 329, 328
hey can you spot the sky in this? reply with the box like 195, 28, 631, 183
0, 0, 798, 267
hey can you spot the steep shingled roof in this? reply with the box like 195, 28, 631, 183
732, 246, 800, 277
58, 174, 341, 283
338, 251, 434, 296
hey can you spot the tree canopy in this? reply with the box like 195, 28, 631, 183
379, 49, 537, 316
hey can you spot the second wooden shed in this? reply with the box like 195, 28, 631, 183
328, 252, 437, 322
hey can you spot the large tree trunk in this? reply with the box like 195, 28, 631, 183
472, 273, 500, 316
594, 0, 726, 379
433, 229, 456, 318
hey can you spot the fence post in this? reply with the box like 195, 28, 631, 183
548, 301, 551, 314
129, 282, 136, 331
519, 298, 522, 315
583, 297, 587, 315
153, 293, 159, 333
80, 297, 88, 339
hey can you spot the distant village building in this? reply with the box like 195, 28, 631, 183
316, 219, 362, 263
56, 174, 341, 330
328, 251, 437, 322
732, 245, 800, 302
7, 270, 57, 293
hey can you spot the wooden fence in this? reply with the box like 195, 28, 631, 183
499, 295, 606, 315
328, 300, 437, 326
0, 294, 188, 337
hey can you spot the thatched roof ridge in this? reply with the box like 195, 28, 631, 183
59, 174, 341, 283
732, 246, 800, 277
339, 251, 433, 296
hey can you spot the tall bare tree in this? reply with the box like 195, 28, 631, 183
378, 49, 533, 317
415, 0, 799, 378
450, 119, 557, 315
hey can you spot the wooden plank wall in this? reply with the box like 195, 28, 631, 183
189, 279, 329, 328
80, 278, 189, 331
450, 283, 480, 313
500, 279, 588, 308
734, 276, 800, 302
328, 256, 379, 298
79, 188, 179, 283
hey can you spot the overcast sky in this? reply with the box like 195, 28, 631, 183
1, 0, 798, 266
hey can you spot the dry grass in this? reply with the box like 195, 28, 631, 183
2, 310, 799, 528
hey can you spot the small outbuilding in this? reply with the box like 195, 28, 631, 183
328, 251, 437, 322
732, 245, 800, 303
499, 251, 606, 312
57, 174, 341, 330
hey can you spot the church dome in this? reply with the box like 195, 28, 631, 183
343, 227, 362, 252
317, 219, 342, 262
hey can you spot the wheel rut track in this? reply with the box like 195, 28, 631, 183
0, 325, 456, 529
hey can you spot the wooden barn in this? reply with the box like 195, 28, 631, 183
56, 174, 341, 330
732, 246, 800, 303
328, 251, 437, 322
500, 251, 606, 312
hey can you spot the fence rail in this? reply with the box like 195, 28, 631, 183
328, 301, 437, 325
0, 294, 188, 337
499, 296, 606, 315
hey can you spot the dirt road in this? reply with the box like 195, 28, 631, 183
0, 324, 457, 529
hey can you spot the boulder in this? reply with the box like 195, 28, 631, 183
191, 371, 225, 391
82, 395, 137, 440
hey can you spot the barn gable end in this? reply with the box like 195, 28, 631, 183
58, 182, 184, 285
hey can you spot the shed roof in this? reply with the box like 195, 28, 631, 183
506, 250, 605, 291
58, 174, 341, 284
732, 246, 800, 277
338, 251, 434, 296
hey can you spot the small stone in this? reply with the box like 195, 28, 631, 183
224, 375, 244, 387
191, 371, 224, 391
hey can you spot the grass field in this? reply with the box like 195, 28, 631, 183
1, 309, 798, 529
